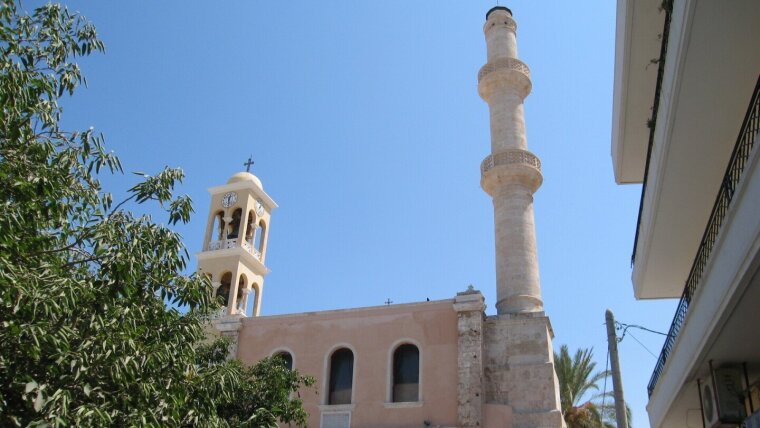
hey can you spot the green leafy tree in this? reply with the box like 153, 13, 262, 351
0, 2, 313, 426
554, 345, 631, 428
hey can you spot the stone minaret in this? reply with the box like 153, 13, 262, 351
477, 7, 565, 427
478, 6, 543, 315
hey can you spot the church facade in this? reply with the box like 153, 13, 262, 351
198, 7, 564, 428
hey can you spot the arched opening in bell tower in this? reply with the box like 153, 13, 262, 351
255, 220, 266, 253
216, 272, 232, 307
227, 208, 242, 240
209, 211, 224, 244
251, 283, 261, 316
235, 274, 247, 313
244, 210, 256, 248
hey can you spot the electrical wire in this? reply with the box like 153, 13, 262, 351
602, 346, 610, 412
615, 321, 670, 343
626, 330, 659, 359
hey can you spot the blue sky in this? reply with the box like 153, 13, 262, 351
55, 1, 676, 425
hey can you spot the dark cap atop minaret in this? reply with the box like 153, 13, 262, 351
486, 6, 512, 20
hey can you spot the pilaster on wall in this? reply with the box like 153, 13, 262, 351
483, 314, 565, 428
212, 316, 243, 359
454, 289, 486, 428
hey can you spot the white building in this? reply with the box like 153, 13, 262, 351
611, 0, 760, 427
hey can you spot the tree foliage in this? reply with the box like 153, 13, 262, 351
0, 2, 312, 426
554, 345, 631, 428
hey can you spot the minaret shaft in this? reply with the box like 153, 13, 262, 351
479, 7, 543, 315
493, 186, 541, 313
489, 91, 527, 151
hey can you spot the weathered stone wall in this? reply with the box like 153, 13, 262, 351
484, 313, 565, 428
455, 290, 486, 428
212, 316, 243, 359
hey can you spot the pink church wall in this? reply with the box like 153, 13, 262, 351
237, 299, 460, 427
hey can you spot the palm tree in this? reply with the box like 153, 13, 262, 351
554, 345, 631, 428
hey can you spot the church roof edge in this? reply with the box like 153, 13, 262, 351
241, 297, 457, 324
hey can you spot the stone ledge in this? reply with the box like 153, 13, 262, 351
454, 289, 485, 313
478, 57, 530, 82
481, 149, 541, 174
480, 150, 543, 196
318, 404, 356, 412
383, 401, 424, 409
478, 58, 532, 101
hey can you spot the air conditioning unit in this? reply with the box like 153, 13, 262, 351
745, 410, 760, 428
700, 365, 747, 428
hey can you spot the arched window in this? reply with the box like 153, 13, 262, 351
274, 351, 293, 370
328, 348, 354, 405
392, 344, 419, 402
255, 220, 266, 253
216, 272, 232, 307
227, 208, 242, 239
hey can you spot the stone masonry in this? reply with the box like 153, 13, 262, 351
484, 314, 564, 428
212, 316, 243, 359
455, 288, 486, 427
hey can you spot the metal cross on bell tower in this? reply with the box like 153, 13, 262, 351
243, 156, 254, 172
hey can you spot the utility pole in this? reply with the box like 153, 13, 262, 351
605, 309, 628, 428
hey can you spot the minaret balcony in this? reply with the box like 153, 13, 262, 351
477, 57, 532, 101
207, 238, 262, 261
480, 149, 543, 195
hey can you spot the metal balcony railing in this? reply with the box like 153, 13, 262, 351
631, 2, 673, 266
648, 75, 760, 397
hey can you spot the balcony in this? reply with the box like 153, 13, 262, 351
648, 75, 760, 397
617, 0, 760, 300
208, 238, 262, 261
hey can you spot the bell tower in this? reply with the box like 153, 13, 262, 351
197, 168, 277, 319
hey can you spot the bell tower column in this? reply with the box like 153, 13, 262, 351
479, 6, 543, 315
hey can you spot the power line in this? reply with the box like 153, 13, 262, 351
602, 346, 610, 411
626, 330, 658, 359
615, 321, 669, 342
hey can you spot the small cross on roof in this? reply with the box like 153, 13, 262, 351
243, 156, 254, 173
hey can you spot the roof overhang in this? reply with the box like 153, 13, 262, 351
611, 0, 663, 185
625, 0, 760, 299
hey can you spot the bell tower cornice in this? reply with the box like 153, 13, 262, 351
196, 246, 270, 276
207, 182, 278, 211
